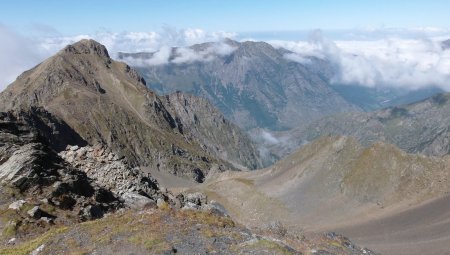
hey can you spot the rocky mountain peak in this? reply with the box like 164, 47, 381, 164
226, 40, 281, 59
62, 39, 110, 59
222, 38, 240, 47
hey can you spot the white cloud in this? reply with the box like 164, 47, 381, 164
0, 26, 237, 91
146, 46, 172, 65
283, 53, 312, 64
2, 25, 450, 92
270, 30, 450, 90
124, 41, 237, 66
171, 42, 237, 64
0, 24, 47, 90
261, 130, 279, 145
209, 42, 236, 56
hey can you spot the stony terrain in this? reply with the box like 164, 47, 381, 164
1, 207, 378, 255
0, 39, 261, 182
0, 110, 121, 241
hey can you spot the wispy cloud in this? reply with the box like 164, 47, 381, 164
270, 30, 450, 90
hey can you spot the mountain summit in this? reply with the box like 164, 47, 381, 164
0, 39, 262, 181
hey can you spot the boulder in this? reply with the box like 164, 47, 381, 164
69, 145, 79, 151
7, 238, 16, 245
122, 192, 156, 209
0, 110, 121, 223
27, 206, 42, 219
184, 192, 207, 206
156, 198, 168, 209
8, 200, 26, 210
81, 205, 104, 220
201, 200, 228, 217
182, 202, 200, 210
40, 217, 54, 224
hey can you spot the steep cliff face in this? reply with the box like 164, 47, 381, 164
0, 39, 261, 181
161, 92, 262, 169
119, 39, 360, 131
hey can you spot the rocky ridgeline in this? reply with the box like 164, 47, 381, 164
58, 144, 227, 215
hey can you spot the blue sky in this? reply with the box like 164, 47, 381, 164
1, 0, 450, 36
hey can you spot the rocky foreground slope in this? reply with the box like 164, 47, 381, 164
0, 39, 262, 182
0, 110, 375, 254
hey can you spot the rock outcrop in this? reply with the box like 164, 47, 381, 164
58, 144, 226, 213
0, 111, 121, 222
58, 144, 163, 202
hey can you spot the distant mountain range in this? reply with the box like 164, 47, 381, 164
118, 39, 443, 131
270, 92, 450, 159
118, 39, 360, 131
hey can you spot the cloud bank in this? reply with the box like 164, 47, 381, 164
0, 26, 236, 90
2, 25, 450, 91
123, 41, 237, 67
270, 30, 450, 90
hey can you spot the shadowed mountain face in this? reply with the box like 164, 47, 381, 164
0, 39, 262, 181
118, 39, 361, 131
270, 92, 450, 159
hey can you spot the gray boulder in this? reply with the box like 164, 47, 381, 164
8, 200, 26, 210
122, 192, 156, 209
184, 192, 207, 206
27, 206, 42, 219
81, 205, 104, 220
